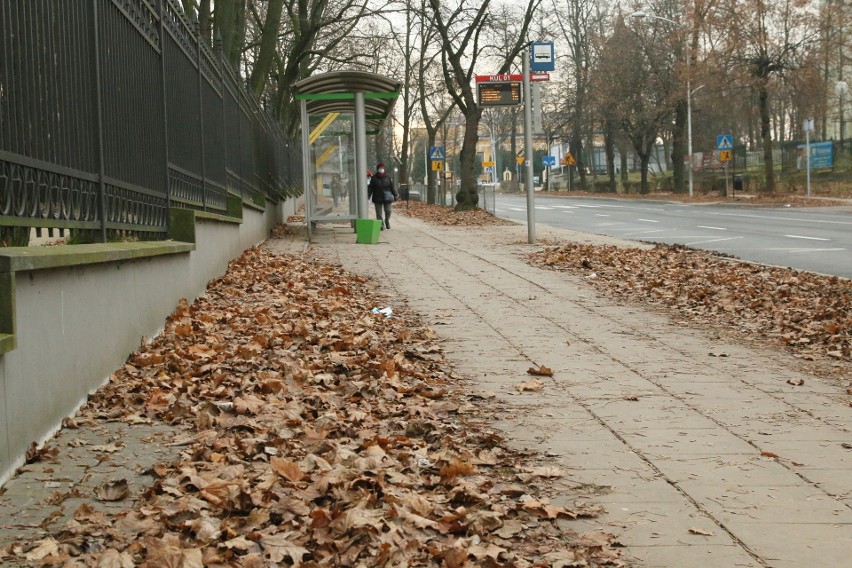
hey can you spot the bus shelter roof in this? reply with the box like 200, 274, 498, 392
293, 71, 401, 133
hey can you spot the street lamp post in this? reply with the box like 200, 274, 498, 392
837, 80, 848, 148
479, 122, 498, 186
631, 11, 695, 196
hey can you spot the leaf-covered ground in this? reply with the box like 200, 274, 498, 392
528, 243, 852, 371
2, 246, 623, 567
397, 202, 515, 226
402, 200, 850, 376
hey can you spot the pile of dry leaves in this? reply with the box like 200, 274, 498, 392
529, 243, 851, 368
398, 202, 514, 227
5, 247, 622, 566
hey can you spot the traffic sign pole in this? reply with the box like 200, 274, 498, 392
805, 120, 811, 197
523, 47, 535, 244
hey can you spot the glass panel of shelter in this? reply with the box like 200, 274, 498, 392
310, 113, 358, 221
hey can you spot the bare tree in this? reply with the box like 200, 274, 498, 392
211, 0, 384, 134
720, 0, 819, 192
594, 15, 676, 193
551, 0, 607, 190
427, 0, 541, 210
387, 0, 426, 190
414, 0, 455, 203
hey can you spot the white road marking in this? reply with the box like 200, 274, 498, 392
697, 225, 728, 231
622, 229, 673, 236
784, 234, 829, 241
765, 247, 846, 253
535, 206, 554, 210
654, 235, 725, 240
507, 207, 525, 211
706, 211, 852, 226
595, 214, 610, 217
552, 205, 577, 209
684, 236, 744, 246
636, 218, 659, 223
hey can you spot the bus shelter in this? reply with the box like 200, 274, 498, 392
294, 71, 401, 239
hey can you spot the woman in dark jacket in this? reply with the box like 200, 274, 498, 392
367, 162, 398, 229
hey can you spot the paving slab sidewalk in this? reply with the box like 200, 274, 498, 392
266, 215, 852, 568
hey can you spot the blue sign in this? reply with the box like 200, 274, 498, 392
716, 134, 734, 150
797, 141, 833, 170
429, 146, 445, 161
530, 42, 555, 72
542, 156, 556, 167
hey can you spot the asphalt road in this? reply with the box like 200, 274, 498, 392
494, 194, 852, 279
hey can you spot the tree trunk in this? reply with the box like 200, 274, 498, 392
570, 132, 585, 189
456, 108, 483, 209
672, 99, 686, 193
248, 0, 285, 96
604, 124, 616, 192
638, 151, 651, 194
216, 0, 245, 70
758, 82, 776, 192
198, 0, 212, 42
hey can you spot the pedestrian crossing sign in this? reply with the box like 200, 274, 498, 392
717, 134, 733, 150
429, 146, 445, 161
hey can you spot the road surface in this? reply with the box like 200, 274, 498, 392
495, 194, 852, 278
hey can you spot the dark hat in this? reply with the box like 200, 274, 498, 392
376, 162, 386, 169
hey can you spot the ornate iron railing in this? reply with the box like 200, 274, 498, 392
0, 0, 301, 243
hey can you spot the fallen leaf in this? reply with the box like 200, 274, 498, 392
527, 365, 554, 377
23, 538, 59, 561
95, 479, 130, 501
271, 457, 305, 482
260, 534, 309, 565
90, 442, 123, 453
527, 466, 563, 479
95, 548, 135, 567
516, 378, 544, 392
760, 451, 780, 459
688, 527, 715, 536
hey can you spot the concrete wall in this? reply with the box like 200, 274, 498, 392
0, 197, 301, 484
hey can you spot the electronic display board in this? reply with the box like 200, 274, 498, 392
478, 82, 521, 106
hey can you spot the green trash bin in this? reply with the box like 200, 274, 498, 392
356, 219, 382, 244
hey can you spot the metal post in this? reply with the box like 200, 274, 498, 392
687, 75, 694, 197
299, 100, 313, 239
354, 92, 368, 219
805, 124, 811, 197
194, 17, 207, 211
92, 0, 108, 243
523, 47, 535, 244
158, 0, 172, 232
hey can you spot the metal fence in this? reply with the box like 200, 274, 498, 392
0, 0, 301, 242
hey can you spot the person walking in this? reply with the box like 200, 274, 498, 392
367, 162, 398, 229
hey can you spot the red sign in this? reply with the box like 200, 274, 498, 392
475, 72, 550, 83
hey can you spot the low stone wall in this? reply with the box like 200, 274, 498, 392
0, 196, 300, 484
